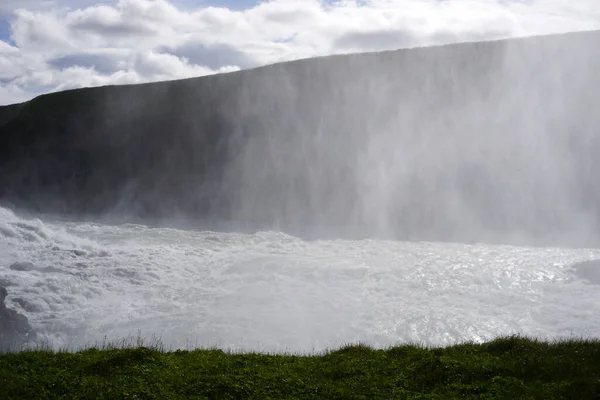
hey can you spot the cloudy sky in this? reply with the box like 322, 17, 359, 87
1, 0, 599, 105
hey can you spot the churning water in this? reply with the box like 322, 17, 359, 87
2, 206, 599, 353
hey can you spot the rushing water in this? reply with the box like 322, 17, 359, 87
1, 206, 599, 352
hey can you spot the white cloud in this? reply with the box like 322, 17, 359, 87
0, 83, 32, 106
131, 50, 239, 79
11, 9, 74, 51
1, 0, 599, 105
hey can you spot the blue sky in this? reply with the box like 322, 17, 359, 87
0, 19, 12, 45
1, 0, 599, 105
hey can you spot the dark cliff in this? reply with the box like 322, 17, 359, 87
1, 31, 600, 245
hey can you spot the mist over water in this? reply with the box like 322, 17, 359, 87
223, 33, 600, 245
1, 32, 600, 246
2, 31, 600, 350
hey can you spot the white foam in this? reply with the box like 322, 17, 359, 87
1, 206, 599, 352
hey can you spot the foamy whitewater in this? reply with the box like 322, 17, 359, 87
1, 206, 600, 352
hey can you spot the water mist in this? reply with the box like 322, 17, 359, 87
1, 32, 600, 352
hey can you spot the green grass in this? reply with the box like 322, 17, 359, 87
1, 335, 600, 399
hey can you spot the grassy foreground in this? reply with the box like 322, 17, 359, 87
1, 336, 600, 399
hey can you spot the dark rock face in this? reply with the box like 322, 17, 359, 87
1, 31, 600, 246
0, 286, 37, 351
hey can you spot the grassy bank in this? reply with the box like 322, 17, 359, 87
1, 336, 600, 399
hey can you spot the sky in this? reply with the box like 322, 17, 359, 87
1, 0, 599, 105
